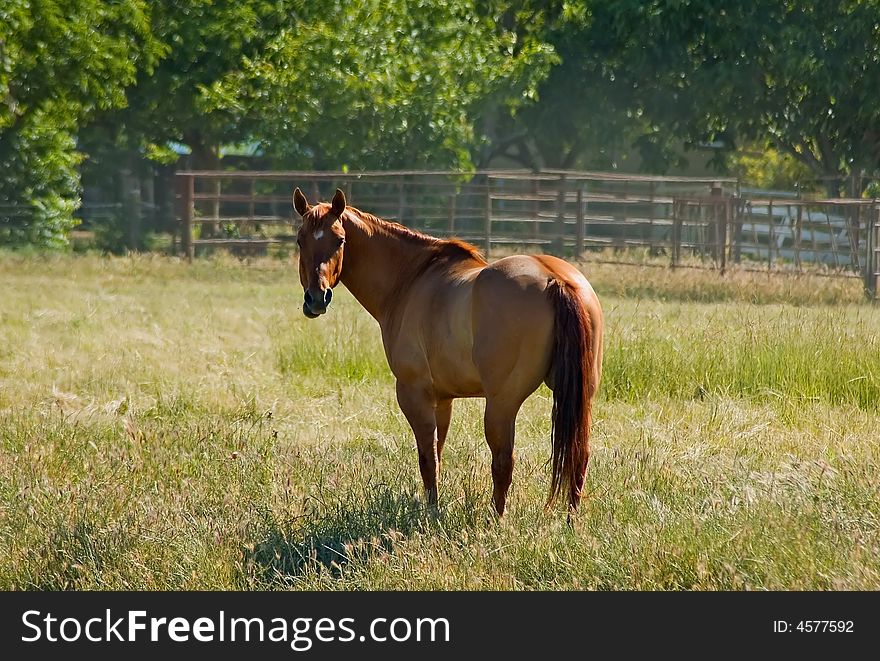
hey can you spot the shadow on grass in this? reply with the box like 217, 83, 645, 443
243, 486, 433, 584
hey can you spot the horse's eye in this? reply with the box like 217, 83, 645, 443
296, 237, 303, 248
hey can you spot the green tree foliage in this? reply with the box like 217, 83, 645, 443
0, 120, 82, 248
0, 0, 159, 248
488, 0, 880, 183
479, 0, 689, 171
88, 0, 553, 172
203, 0, 555, 170
75, 0, 292, 248
107, 0, 290, 169
578, 0, 880, 188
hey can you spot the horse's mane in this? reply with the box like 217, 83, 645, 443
346, 206, 487, 267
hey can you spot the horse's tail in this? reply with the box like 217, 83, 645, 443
546, 279, 595, 510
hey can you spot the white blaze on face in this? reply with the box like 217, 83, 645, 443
313, 229, 324, 240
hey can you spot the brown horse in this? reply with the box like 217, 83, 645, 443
293, 187, 603, 515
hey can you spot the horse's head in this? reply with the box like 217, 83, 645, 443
293, 187, 347, 318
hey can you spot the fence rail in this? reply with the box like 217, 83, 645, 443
174, 169, 880, 298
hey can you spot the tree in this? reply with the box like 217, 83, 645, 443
580, 0, 880, 192
101, 0, 291, 172
76, 1, 294, 243
203, 0, 555, 170
0, 0, 159, 247
481, 0, 880, 188
475, 0, 687, 171
748, 1, 880, 194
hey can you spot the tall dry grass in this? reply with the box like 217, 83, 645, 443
0, 252, 877, 590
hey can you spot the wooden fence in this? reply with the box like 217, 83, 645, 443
175, 169, 880, 298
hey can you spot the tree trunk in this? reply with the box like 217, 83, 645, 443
824, 179, 841, 199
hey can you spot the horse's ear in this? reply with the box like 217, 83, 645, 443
293, 187, 310, 217
331, 188, 346, 217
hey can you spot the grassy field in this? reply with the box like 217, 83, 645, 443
1, 252, 878, 590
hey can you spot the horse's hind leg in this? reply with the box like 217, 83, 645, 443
472, 262, 556, 515
396, 381, 440, 507
484, 397, 522, 516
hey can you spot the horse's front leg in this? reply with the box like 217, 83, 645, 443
396, 381, 440, 507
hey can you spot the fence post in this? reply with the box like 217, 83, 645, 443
711, 183, 727, 273
121, 170, 142, 252
671, 200, 681, 268
807, 206, 818, 266
246, 177, 256, 237
874, 210, 880, 299
171, 175, 180, 255
397, 179, 406, 223
732, 180, 743, 264
866, 205, 878, 299
447, 192, 456, 236
794, 204, 803, 272
730, 199, 741, 265
181, 173, 194, 261
767, 199, 774, 270
531, 177, 540, 239
484, 178, 492, 258
721, 198, 729, 273
852, 204, 863, 272
553, 174, 567, 256
575, 185, 584, 259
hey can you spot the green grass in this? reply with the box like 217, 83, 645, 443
0, 252, 878, 590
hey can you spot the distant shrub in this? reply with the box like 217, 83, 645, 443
728, 143, 815, 192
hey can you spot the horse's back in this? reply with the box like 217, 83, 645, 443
472, 253, 599, 326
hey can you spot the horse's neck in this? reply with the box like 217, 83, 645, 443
339, 212, 423, 323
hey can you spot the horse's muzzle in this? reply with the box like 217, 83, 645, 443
303, 288, 332, 317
